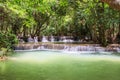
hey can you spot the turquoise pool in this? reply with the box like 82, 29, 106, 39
0, 51, 120, 80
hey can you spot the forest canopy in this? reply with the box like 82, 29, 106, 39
0, 0, 120, 47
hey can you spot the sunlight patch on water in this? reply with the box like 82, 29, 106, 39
9, 52, 61, 63
9, 51, 120, 64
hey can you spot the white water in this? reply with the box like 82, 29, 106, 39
50, 36, 55, 42
61, 36, 73, 42
42, 36, 49, 42
15, 43, 120, 53
12, 50, 120, 63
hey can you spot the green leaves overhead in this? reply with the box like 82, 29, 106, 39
1, 0, 120, 46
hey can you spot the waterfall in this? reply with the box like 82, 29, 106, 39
50, 36, 55, 42
15, 43, 120, 53
42, 36, 49, 42
62, 36, 73, 42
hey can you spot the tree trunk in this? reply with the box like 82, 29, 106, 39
97, 1, 107, 46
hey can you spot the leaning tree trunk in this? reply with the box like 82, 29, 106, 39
101, 0, 120, 10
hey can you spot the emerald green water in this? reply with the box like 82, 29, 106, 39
0, 51, 120, 80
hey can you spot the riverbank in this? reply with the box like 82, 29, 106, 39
0, 51, 12, 61
0, 56, 7, 61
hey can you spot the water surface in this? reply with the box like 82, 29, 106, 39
0, 51, 120, 80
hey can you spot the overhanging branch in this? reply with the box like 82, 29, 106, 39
101, 0, 120, 10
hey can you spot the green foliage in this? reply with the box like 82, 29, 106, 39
0, 32, 18, 50
0, 0, 120, 46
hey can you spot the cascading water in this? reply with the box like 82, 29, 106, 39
50, 36, 55, 42
62, 36, 73, 42
28, 36, 34, 42
62, 45, 104, 52
14, 43, 120, 53
42, 36, 49, 42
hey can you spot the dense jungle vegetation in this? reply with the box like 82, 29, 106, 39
0, 0, 120, 49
